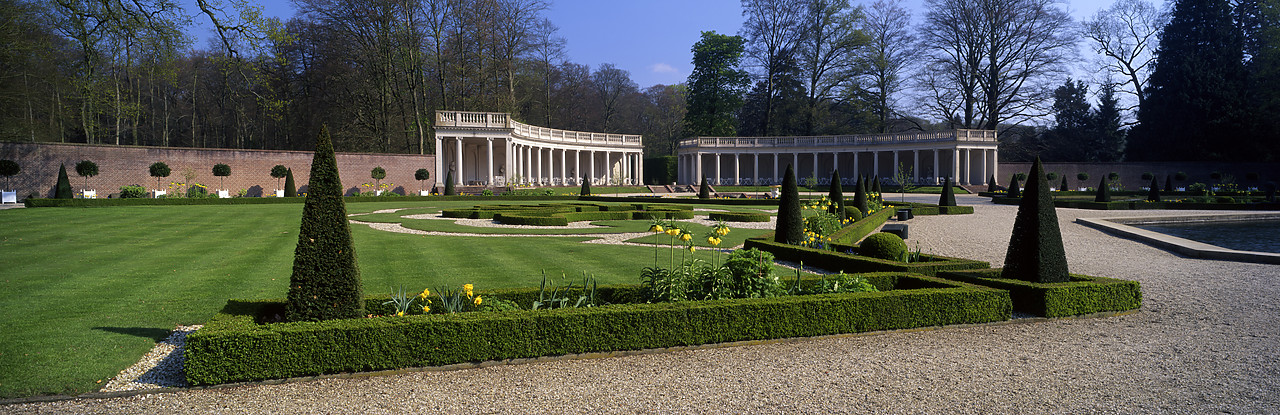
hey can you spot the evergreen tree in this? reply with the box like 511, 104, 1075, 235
698, 176, 711, 199
871, 176, 882, 196
1129, 0, 1250, 161
853, 175, 869, 215
54, 164, 72, 199
1008, 175, 1022, 198
828, 170, 845, 221
580, 174, 591, 196
1092, 83, 1127, 161
1061, 175, 1069, 192
287, 126, 363, 322
774, 165, 804, 245
1164, 175, 1173, 192
444, 171, 455, 196
284, 168, 297, 197
1095, 177, 1111, 202
1148, 177, 1162, 201
1041, 79, 1092, 161
939, 177, 957, 207
987, 175, 997, 192
1002, 157, 1070, 283
684, 31, 751, 137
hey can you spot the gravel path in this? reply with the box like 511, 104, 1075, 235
7, 195, 1279, 414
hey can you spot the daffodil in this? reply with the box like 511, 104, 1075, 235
422, 305, 430, 313
463, 283, 474, 297
473, 296, 482, 305
396, 311, 405, 317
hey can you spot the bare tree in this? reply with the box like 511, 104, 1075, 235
859, 0, 917, 132
740, 0, 808, 136
795, 0, 864, 135
918, 0, 1075, 130
591, 63, 638, 132
1082, 0, 1165, 114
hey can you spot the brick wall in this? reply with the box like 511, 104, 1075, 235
0, 142, 437, 200
998, 161, 1280, 190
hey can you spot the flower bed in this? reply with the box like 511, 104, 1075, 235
184, 274, 1011, 386
744, 237, 989, 276
936, 268, 1142, 317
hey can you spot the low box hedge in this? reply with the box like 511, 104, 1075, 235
185, 274, 1011, 385
708, 211, 771, 222
579, 196, 780, 206
744, 237, 989, 276
936, 268, 1141, 318
829, 208, 895, 245
882, 201, 974, 215
25, 195, 581, 208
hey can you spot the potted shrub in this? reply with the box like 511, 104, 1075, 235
1076, 172, 1089, 191
0, 159, 18, 203
270, 165, 288, 197
75, 160, 98, 199
370, 166, 386, 195
415, 168, 431, 196
149, 162, 171, 197
212, 163, 231, 198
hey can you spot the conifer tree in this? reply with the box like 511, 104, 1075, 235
774, 165, 804, 245
828, 170, 845, 220
1008, 175, 1022, 198
853, 175, 869, 215
1002, 157, 1070, 283
939, 177, 956, 206
987, 175, 997, 192
1148, 177, 1161, 202
287, 126, 363, 322
1061, 176, 1069, 192
284, 168, 297, 197
1095, 177, 1111, 202
54, 164, 72, 199
1164, 175, 1173, 192
698, 176, 711, 199
444, 170, 456, 195
580, 174, 591, 196
871, 176, 882, 195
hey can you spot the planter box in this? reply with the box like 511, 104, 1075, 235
217, 190, 230, 198
2, 191, 15, 204
185, 274, 1011, 386
276, 189, 285, 197
81, 190, 96, 199
419, 190, 431, 196
153, 190, 167, 198
937, 268, 1141, 317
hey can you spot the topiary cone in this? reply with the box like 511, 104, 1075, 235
939, 177, 956, 207
871, 176, 882, 196
1164, 175, 1173, 192
287, 125, 363, 322
987, 175, 997, 193
1001, 157, 1069, 283
774, 165, 804, 245
1147, 177, 1161, 202
698, 176, 710, 199
1095, 177, 1111, 202
1060, 176, 1069, 192
1008, 175, 1021, 199
828, 170, 845, 221
284, 168, 297, 197
853, 175, 869, 215
55, 164, 72, 199
444, 170, 455, 196
580, 174, 591, 196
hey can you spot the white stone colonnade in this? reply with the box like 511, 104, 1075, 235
433, 111, 644, 189
675, 130, 998, 187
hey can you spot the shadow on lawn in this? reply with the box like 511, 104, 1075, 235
93, 327, 171, 342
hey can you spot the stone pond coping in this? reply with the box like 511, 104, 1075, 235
1076, 213, 1280, 264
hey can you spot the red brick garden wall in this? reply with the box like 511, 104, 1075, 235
0, 142, 437, 200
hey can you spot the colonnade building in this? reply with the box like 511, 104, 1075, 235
433, 111, 643, 189
675, 130, 999, 187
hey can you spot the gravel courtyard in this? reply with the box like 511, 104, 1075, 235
5, 195, 1278, 414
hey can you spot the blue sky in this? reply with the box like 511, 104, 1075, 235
187, 0, 1135, 88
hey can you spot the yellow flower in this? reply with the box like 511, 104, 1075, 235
422, 305, 430, 313
666, 228, 680, 236
680, 233, 691, 241
688, 245, 696, 253
396, 311, 405, 317
419, 288, 430, 299
710, 237, 721, 246
649, 224, 664, 232
473, 296, 482, 305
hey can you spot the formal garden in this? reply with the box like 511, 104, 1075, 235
983, 170, 1280, 210
0, 129, 1142, 399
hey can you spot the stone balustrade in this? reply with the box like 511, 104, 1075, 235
678, 129, 996, 149
437, 111, 642, 147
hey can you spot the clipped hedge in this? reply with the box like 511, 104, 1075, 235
883, 201, 974, 215
579, 195, 780, 206
744, 237, 989, 276
937, 268, 1141, 317
708, 211, 771, 222
24, 195, 582, 208
185, 274, 1011, 385
828, 207, 895, 244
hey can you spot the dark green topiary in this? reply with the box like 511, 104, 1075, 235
0, 159, 19, 190
284, 168, 297, 197
860, 232, 907, 261
271, 164, 288, 190
286, 125, 363, 322
212, 163, 231, 189
1095, 177, 1110, 202
1060, 175, 1069, 192
1147, 177, 1161, 202
827, 170, 845, 220
580, 174, 591, 196
1007, 175, 1021, 198
148, 162, 170, 189
698, 176, 710, 199
987, 175, 997, 192
1002, 157, 1069, 283
1164, 175, 1173, 192
939, 177, 956, 206
774, 165, 804, 245
444, 170, 455, 195
871, 177, 882, 195
74, 160, 98, 189
853, 175, 869, 215
55, 164, 72, 199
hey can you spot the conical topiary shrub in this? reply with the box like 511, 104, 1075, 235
287, 125, 363, 322
1164, 175, 1173, 192
1095, 177, 1110, 202
1060, 176, 1069, 192
774, 165, 804, 245
580, 174, 591, 196
1001, 157, 1069, 283
939, 177, 956, 207
444, 170, 456, 196
1267, 182, 1277, 202
1008, 175, 1022, 198
853, 175, 869, 215
284, 168, 297, 197
987, 175, 997, 192
698, 176, 710, 199
871, 176, 882, 196
55, 164, 72, 199
1148, 177, 1161, 202
828, 170, 845, 220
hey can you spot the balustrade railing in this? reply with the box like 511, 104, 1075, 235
437, 110, 642, 147
678, 129, 995, 149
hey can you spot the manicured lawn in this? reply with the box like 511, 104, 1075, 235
0, 200, 787, 399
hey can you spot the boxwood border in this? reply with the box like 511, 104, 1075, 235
185, 274, 1011, 386
744, 237, 989, 276
936, 268, 1141, 317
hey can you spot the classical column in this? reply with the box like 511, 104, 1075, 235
892, 151, 900, 181
913, 150, 920, 182
637, 151, 644, 185
832, 151, 839, 179
435, 135, 443, 191
486, 137, 494, 186
952, 148, 961, 183
455, 137, 464, 185
980, 149, 988, 185
773, 153, 779, 184
852, 151, 859, 179
589, 150, 596, 184
990, 149, 999, 186
535, 146, 543, 185
873, 151, 880, 179
811, 152, 818, 184
713, 153, 721, 185
558, 149, 566, 186
933, 149, 940, 184
695, 152, 702, 184
754, 153, 760, 186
